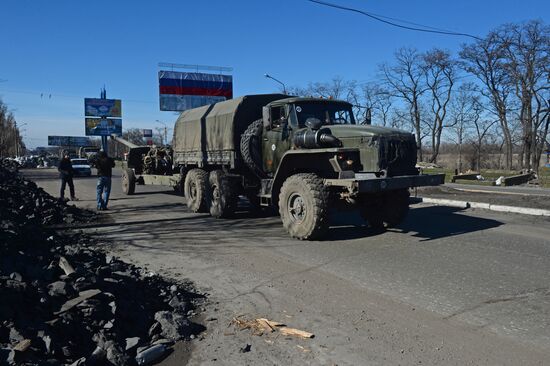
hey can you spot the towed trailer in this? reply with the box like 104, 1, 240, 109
110, 134, 183, 195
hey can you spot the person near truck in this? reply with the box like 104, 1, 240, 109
95, 151, 115, 210
58, 150, 77, 201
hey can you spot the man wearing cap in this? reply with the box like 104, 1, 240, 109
58, 150, 77, 201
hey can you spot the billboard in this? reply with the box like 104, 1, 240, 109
85, 118, 122, 136
48, 136, 91, 146
85, 98, 122, 117
143, 129, 153, 137
158, 71, 233, 111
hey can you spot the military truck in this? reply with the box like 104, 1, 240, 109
162, 94, 444, 240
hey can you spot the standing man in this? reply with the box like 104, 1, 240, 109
58, 150, 77, 201
95, 150, 115, 210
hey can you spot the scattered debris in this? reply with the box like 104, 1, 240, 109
240, 344, 252, 353
451, 173, 482, 183
231, 316, 315, 339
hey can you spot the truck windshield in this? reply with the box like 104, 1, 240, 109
293, 102, 355, 127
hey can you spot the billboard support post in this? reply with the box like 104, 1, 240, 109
101, 88, 108, 154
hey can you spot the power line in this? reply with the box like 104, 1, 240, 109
0, 88, 155, 104
307, 0, 482, 41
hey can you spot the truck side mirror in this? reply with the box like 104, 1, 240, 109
262, 106, 270, 127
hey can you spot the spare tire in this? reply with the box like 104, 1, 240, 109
240, 119, 266, 178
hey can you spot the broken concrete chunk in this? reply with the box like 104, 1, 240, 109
154, 311, 191, 341
105, 341, 130, 366
135, 344, 167, 366
9, 272, 22, 282
13, 339, 31, 352
47, 281, 68, 297
88, 346, 107, 364
168, 296, 189, 312
68, 357, 86, 366
58, 256, 75, 276
125, 337, 140, 351
9, 328, 23, 343
55, 289, 101, 315
0, 348, 15, 364
41, 334, 52, 354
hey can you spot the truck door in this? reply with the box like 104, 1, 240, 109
263, 105, 291, 175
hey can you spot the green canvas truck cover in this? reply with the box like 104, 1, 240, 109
173, 94, 287, 165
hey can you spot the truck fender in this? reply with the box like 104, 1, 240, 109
269, 148, 359, 204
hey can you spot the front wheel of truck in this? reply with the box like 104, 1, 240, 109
208, 170, 238, 218
279, 173, 329, 240
184, 169, 209, 213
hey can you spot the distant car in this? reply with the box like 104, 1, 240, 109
71, 158, 92, 177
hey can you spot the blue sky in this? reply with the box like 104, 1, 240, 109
1, 0, 547, 148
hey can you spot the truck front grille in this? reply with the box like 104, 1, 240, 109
379, 138, 417, 176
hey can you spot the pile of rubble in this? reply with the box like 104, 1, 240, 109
0, 160, 204, 365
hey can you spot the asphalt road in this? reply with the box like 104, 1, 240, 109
27, 168, 550, 365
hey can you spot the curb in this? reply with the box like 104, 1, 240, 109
411, 197, 550, 217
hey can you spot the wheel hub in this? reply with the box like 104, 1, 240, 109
190, 182, 197, 199
288, 193, 306, 223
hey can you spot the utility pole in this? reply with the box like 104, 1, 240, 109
155, 120, 169, 145
14, 121, 18, 157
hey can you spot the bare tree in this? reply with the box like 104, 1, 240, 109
469, 98, 498, 171
380, 48, 427, 161
361, 83, 393, 126
501, 20, 550, 170
0, 99, 24, 158
422, 48, 458, 163
448, 84, 478, 172
460, 31, 515, 169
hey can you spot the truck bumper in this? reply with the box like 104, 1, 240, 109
324, 173, 445, 194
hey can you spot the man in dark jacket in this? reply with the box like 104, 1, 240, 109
58, 150, 77, 200
94, 151, 115, 210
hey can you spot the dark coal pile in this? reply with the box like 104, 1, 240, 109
1, 160, 205, 365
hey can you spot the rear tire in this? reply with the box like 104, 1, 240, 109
279, 173, 329, 240
121, 168, 136, 195
184, 169, 209, 213
208, 170, 238, 218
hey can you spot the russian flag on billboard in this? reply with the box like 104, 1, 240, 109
159, 71, 233, 111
